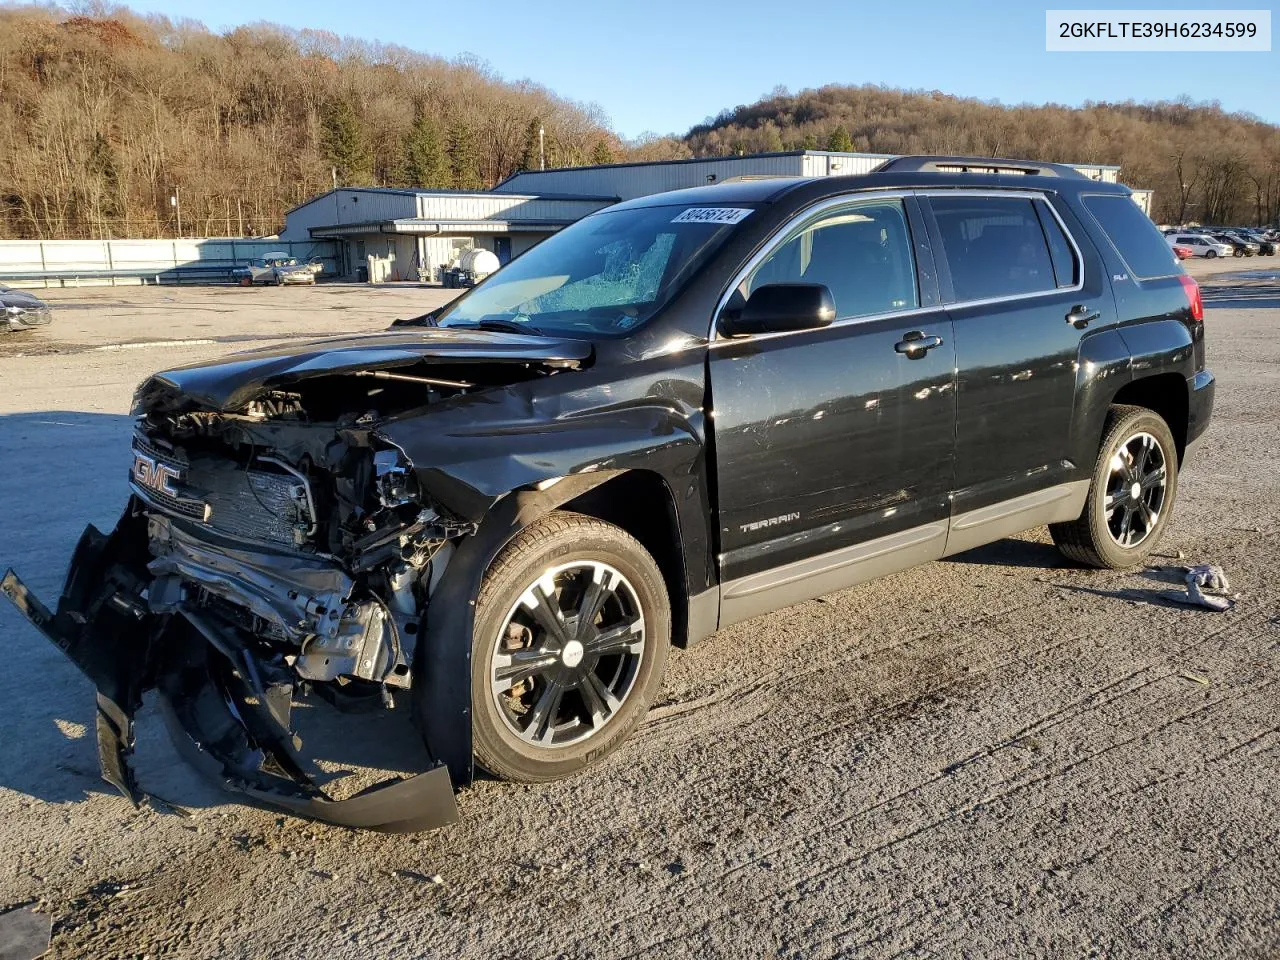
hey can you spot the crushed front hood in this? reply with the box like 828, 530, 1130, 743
135, 328, 593, 412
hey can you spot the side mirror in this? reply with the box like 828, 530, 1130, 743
718, 283, 837, 337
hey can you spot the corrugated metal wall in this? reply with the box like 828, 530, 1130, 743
495, 155, 812, 200
282, 189, 611, 241
282, 189, 419, 240
800, 153, 895, 177
0, 238, 338, 287
417, 194, 609, 221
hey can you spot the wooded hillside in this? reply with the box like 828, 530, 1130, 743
4, 6, 1278, 240
686, 85, 1280, 226
0, 6, 619, 239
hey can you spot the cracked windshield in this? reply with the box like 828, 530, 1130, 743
436, 204, 747, 336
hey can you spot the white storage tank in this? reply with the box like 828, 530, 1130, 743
459, 248, 500, 279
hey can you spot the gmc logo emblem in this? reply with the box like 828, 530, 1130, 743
132, 453, 181, 497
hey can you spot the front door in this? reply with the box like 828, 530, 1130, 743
708, 196, 957, 623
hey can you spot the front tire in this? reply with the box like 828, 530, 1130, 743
1205, 249, 1217, 259
1051, 405, 1179, 569
471, 511, 670, 783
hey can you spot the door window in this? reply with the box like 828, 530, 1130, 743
742, 200, 919, 320
1034, 200, 1080, 288
929, 196, 1060, 301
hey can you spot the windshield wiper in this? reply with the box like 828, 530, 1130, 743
447, 319, 546, 336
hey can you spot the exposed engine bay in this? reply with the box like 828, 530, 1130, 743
2, 330, 595, 831
132, 379, 478, 698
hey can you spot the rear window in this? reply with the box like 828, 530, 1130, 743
929, 196, 1060, 301
1081, 194, 1178, 279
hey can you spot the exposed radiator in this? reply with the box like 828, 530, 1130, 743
131, 434, 315, 549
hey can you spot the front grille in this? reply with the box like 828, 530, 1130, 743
132, 434, 315, 549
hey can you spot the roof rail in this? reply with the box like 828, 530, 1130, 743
715, 174, 796, 184
872, 155, 1089, 179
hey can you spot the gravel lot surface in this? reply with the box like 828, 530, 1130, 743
1, 262, 1277, 959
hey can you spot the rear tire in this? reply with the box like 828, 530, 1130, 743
471, 511, 670, 783
1051, 405, 1179, 569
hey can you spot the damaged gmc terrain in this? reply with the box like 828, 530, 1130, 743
4, 156, 1214, 832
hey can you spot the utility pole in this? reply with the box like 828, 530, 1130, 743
332, 167, 338, 190
171, 187, 182, 238
539, 125, 545, 171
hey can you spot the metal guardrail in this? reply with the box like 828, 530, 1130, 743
0, 238, 340, 287
1, 265, 248, 286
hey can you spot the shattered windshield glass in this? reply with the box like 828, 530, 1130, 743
435, 204, 749, 336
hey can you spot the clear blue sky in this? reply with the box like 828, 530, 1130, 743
122, 0, 1278, 138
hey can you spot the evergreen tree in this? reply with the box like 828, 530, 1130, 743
826, 126, 854, 152
322, 100, 372, 185
402, 113, 449, 188
87, 132, 122, 213
519, 118, 544, 171
447, 120, 484, 189
801, 132, 819, 150
590, 138, 614, 166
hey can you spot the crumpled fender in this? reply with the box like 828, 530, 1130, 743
377, 382, 706, 525
410, 470, 630, 786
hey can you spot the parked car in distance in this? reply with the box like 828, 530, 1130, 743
1166, 234, 1233, 258
232, 252, 317, 286
1172, 245, 1193, 260
1209, 232, 1257, 257
0, 284, 53, 331
1223, 231, 1264, 256
4, 155, 1215, 834
1244, 235, 1274, 257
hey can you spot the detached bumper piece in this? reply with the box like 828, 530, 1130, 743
2, 515, 459, 833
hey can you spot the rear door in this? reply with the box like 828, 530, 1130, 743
708, 195, 957, 621
922, 191, 1114, 542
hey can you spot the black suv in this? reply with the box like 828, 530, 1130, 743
3, 156, 1214, 832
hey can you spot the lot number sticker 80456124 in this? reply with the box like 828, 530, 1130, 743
671, 207, 754, 225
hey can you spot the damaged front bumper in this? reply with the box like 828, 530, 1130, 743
1, 514, 459, 833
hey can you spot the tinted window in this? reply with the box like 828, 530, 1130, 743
1033, 199, 1080, 288
743, 200, 918, 319
930, 196, 1057, 300
1082, 194, 1178, 279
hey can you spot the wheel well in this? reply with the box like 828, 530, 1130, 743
1111, 374, 1189, 461
560, 471, 690, 647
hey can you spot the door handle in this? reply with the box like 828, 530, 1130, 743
895, 331, 944, 358
1066, 305, 1100, 329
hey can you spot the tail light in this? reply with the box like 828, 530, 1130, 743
1178, 274, 1203, 322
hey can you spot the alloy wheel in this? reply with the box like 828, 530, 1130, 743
1104, 431, 1168, 548
490, 560, 645, 748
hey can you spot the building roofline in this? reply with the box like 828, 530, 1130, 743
308, 217, 581, 237
286, 186, 618, 216
494, 150, 1122, 187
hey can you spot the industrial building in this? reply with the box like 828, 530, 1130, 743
279, 150, 1153, 281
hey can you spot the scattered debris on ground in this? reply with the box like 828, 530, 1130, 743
1166, 564, 1236, 612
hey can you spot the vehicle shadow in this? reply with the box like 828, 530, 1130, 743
0, 411, 441, 813
944, 537, 1068, 570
